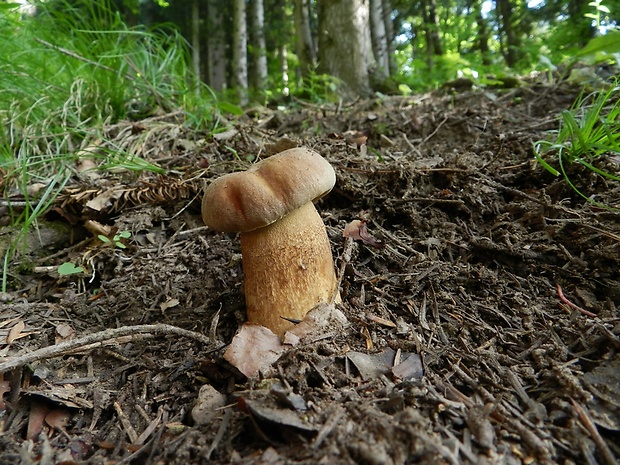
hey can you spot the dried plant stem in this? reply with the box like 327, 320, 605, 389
570, 398, 619, 465
0, 324, 215, 373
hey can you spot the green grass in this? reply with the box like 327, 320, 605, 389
0, 0, 219, 291
534, 80, 620, 209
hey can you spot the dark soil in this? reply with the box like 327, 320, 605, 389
1, 81, 619, 465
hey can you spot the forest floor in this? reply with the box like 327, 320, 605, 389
1, 78, 619, 465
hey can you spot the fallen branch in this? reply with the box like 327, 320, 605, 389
0, 324, 217, 373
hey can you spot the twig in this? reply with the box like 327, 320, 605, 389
114, 401, 138, 443
332, 237, 354, 304
556, 284, 597, 317
0, 324, 217, 373
205, 408, 232, 460
570, 397, 619, 465
421, 116, 448, 144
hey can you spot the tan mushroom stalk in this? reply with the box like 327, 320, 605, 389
202, 147, 338, 338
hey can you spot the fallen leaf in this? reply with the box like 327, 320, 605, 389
270, 383, 307, 411
6, 320, 25, 345
284, 303, 348, 343
45, 408, 71, 433
391, 353, 424, 381
224, 324, 285, 377
27, 400, 50, 440
347, 348, 395, 381
160, 298, 180, 311
343, 220, 385, 248
238, 398, 317, 433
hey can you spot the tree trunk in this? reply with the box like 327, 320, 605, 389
423, 0, 443, 56
470, 0, 491, 65
293, 0, 316, 80
317, 0, 372, 98
279, 45, 290, 96
232, 0, 248, 103
568, 0, 595, 46
191, 0, 201, 94
249, 0, 268, 90
206, 0, 227, 91
381, 0, 397, 75
495, 0, 520, 67
369, 0, 389, 78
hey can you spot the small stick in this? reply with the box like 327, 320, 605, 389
332, 237, 354, 305
556, 284, 597, 317
0, 324, 217, 373
114, 401, 138, 444
570, 398, 619, 465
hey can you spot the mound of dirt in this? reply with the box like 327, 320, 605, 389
1, 81, 619, 465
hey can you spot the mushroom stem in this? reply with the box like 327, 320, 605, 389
240, 202, 338, 337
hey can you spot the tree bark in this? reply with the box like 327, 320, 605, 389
249, 0, 268, 90
206, 0, 227, 91
470, 0, 491, 65
293, 0, 316, 80
232, 0, 248, 103
369, 0, 389, 78
279, 44, 290, 96
317, 0, 372, 98
423, 0, 443, 56
495, 0, 520, 67
381, 0, 397, 75
191, 0, 201, 91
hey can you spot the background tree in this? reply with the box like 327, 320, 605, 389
232, 0, 248, 103
317, 0, 373, 98
370, 0, 390, 78
293, 0, 316, 82
21, 0, 619, 101
249, 0, 268, 90
205, 0, 228, 91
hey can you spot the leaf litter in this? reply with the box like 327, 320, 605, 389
0, 80, 619, 464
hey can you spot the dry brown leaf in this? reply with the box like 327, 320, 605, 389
85, 189, 123, 211
45, 408, 71, 436
6, 320, 25, 345
224, 323, 284, 378
27, 400, 50, 440
284, 303, 348, 343
160, 298, 180, 311
239, 398, 318, 433
75, 154, 100, 181
391, 353, 424, 381
84, 220, 113, 238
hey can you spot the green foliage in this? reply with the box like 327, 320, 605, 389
57, 262, 85, 276
0, 0, 219, 289
99, 230, 132, 249
534, 82, 620, 209
576, 30, 620, 64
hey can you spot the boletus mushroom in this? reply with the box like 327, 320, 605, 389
202, 147, 338, 338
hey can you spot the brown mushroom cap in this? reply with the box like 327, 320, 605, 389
202, 147, 336, 233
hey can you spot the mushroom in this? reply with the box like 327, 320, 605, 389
202, 147, 339, 338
